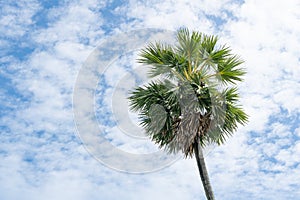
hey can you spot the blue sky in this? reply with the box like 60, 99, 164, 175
1, 0, 300, 199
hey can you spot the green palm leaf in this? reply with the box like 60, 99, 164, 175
128, 28, 248, 200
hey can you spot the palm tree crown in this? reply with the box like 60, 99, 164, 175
129, 28, 248, 157
129, 28, 248, 200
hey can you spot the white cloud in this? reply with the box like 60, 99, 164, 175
1, 0, 300, 199
0, 0, 40, 38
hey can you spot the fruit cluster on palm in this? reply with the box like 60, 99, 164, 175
128, 28, 248, 200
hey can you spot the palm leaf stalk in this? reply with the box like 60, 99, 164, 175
128, 28, 248, 200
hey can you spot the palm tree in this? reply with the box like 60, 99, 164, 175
128, 28, 248, 200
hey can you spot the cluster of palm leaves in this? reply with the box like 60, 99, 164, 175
129, 28, 248, 157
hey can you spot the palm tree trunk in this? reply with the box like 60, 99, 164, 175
194, 140, 215, 200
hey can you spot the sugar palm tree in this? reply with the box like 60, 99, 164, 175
128, 28, 248, 200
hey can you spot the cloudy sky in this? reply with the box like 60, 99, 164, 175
1, 0, 300, 199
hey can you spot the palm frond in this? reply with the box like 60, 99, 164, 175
129, 81, 181, 146
128, 28, 248, 157
138, 42, 188, 80
218, 55, 246, 84
201, 34, 218, 54
210, 45, 231, 63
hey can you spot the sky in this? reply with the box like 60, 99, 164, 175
1, 0, 300, 199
